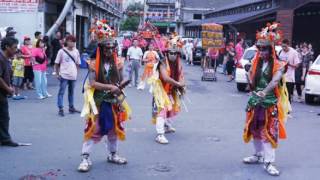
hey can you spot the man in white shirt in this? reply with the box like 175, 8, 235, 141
127, 39, 143, 87
279, 39, 300, 103
184, 39, 194, 65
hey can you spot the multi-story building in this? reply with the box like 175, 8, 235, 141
185, 0, 320, 54
177, 0, 236, 37
144, 0, 238, 36
0, 0, 123, 51
145, 0, 176, 34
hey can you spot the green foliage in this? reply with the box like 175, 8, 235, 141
120, 2, 144, 31
120, 16, 140, 31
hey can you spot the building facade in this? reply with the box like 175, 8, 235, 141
145, 0, 176, 34
179, 0, 236, 37
0, 0, 123, 51
185, 0, 320, 54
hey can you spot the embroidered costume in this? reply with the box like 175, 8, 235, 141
147, 42, 185, 144
242, 23, 290, 176
78, 19, 131, 172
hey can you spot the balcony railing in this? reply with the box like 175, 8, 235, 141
80, 0, 123, 17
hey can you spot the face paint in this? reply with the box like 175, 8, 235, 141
168, 51, 177, 62
259, 47, 270, 61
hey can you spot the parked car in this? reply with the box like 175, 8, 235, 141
235, 45, 282, 92
193, 39, 204, 65
235, 46, 257, 91
305, 55, 320, 104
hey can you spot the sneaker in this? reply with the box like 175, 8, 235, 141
38, 96, 45, 100
243, 155, 264, 164
52, 72, 57, 75
165, 126, 176, 134
78, 155, 92, 172
155, 134, 169, 144
13, 95, 26, 100
137, 82, 145, 90
128, 84, 133, 88
107, 154, 127, 165
58, 109, 65, 117
46, 93, 53, 98
69, 107, 81, 114
264, 162, 280, 176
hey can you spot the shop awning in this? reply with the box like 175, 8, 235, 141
186, 7, 278, 27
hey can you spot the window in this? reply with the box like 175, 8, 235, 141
266, 3, 271, 8
193, 14, 202, 20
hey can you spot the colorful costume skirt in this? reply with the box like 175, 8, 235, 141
84, 101, 131, 142
243, 105, 279, 148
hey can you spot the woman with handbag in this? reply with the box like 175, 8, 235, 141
32, 39, 52, 99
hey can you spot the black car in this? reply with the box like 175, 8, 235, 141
193, 41, 205, 65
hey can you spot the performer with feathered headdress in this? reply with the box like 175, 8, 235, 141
78, 19, 132, 172
147, 38, 186, 144
242, 22, 290, 176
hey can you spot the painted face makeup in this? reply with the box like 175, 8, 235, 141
168, 51, 177, 62
258, 46, 270, 60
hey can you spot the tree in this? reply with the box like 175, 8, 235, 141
120, 16, 140, 31
120, 2, 144, 31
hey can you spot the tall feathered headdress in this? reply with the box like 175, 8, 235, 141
89, 19, 118, 79
256, 22, 283, 46
90, 19, 116, 42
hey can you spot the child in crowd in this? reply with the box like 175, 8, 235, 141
11, 50, 26, 100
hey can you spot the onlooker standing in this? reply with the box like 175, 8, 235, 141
279, 39, 300, 103
55, 35, 81, 117
308, 43, 315, 62
122, 37, 131, 58
43, 36, 51, 62
226, 43, 235, 82
51, 31, 62, 68
32, 39, 51, 99
301, 44, 313, 78
235, 39, 244, 65
21, 36, 34, 90
33, 31, 42, 47
11, 50, 25, 99
127, 39, 143, 87
0, 37, 19, 147
139, 37, 148, 54
184, 39, 194, 65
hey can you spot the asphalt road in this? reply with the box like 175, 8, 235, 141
0, 62, 319, 180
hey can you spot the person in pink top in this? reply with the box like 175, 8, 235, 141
279, 39, 300, 103
154, 35, 165, 53
121, 37, 131, 57
21, 36, 34, 90
139, 37, 148, 53
32, 39, 52, 99
235, 38, 244, 64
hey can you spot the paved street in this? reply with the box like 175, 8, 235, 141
0, 62, 319, 180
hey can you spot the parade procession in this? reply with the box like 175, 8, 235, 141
1, 0, 320, 180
